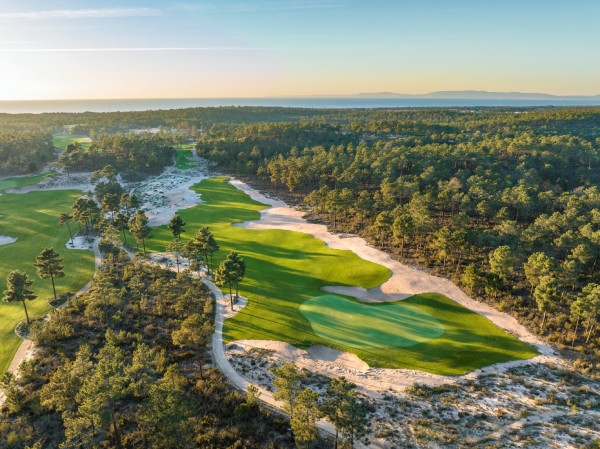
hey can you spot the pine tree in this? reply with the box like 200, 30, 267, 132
168, 214, 186, 238
128, 210, 151, 255
3, 270, 37, 324
534, 275, 560, 331
291, 388, 320, 449
167, 238, 184, 273
33, 247, 65, 302
324, 377, 369, 449
59, 212, 75, 247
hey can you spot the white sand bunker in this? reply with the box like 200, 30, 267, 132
0, 235, 17, 246
66, 235, 94, 250
307, 345, 369, 371
228, 339, 371, 371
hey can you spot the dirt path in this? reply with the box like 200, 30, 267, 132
7, 239, 101, 375
204, 275, 354, 444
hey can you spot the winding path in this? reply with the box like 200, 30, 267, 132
204, 275, 356, 445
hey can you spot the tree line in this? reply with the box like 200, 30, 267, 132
58, 134, 176, 181
0, 130, 55, 175
195, 111, 600, 359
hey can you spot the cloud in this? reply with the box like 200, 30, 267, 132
0, 47, 270, 53
172, 1, 343, 13
0, 8, 162, 21
227, 1, 344, 12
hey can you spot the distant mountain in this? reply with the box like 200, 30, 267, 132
342, 90, 600, 100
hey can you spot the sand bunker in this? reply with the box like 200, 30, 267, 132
65, 235, 94, 250
0, 235, 17, 246
229, 340, 370, 373
307, 345, 369, 371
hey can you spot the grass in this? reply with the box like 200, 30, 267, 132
146, 177, 537, 375
0, 175, 95, 372
175, 145, 197, 170
0, 172, 54, 192
300, 294, 445, 348
52, 134, 91, 151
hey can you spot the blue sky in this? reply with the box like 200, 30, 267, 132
0, 0, 598, 99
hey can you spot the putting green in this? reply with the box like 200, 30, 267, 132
300, 295, 443, 349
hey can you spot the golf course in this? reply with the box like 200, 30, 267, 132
147, 177, 538, 375
0, 175, 95, 372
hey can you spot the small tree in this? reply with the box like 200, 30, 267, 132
168, 214, 186, 239
183, 239, 202, 274
128, 210, 151, 255
193, 227, 219, 274
214, 257, 237, 310
33, 247, 65, 302
59, 212, 75, 247
167, 238, 184, 273
534, 275, 560, 331
524, 252, 554, 295
3, 270, 37, 324
271, 362, 304, 426
229, 251, 246, 299
488, 245, 515, 284
324, 377, 369, 449
171, 314, 214, 378
113, 212, 130, 245
291, 388, 320, 449
573, 283, 600, 344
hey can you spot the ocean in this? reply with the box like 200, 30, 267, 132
1, 97, 600, 114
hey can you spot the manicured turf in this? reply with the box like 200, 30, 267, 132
0, 172, 54, 192
0, 176, 95, 372
147, 177, 538, 375
52, 134, 91, 151
300, 294, 444, 348
175, 146, 196, 170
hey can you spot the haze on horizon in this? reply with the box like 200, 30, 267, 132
0, 0, 599, 101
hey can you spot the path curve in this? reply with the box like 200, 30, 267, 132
7, 239, 101, 375
205, 275, 350, 444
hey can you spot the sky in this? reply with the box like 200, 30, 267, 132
0, 0, 599, 100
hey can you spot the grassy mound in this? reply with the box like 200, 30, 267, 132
147, 177, 537, 374
0, 177, 95, 372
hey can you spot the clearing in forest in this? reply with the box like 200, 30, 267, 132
147, 177, 537, 375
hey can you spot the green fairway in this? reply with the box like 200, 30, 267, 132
175, 146, 196, 170
0, 176, 95, 372
52, 134, 91, 151
147, 177, 537, 375
0, 172, 54, 192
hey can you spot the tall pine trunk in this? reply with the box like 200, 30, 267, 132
22, 300, 30, 325
572, 316, 580, 346
50, 274, 57, 301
